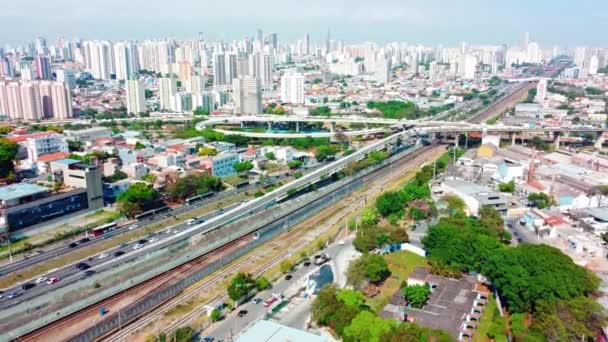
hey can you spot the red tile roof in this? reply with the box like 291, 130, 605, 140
37, 152, 70, 163
8, 131, 58, 143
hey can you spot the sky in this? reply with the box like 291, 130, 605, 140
1, 0, 607, 47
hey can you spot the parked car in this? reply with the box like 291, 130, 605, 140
284, 274, 293, 281
68, 242, 78, 248
79, 237, 90, 243
132, 244, 144, 250
82, 270, 96, 278
98, 253, 109, 259
237, 310, 248, 317
253, 298, 262, 304
7, 292, 21, 299
76, 262, 90, 270
114, 251, 126, 257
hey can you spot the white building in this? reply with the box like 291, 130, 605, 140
535, 78, 548, 104
126, 78, 146, 114
159, 76, 177, 111
16, 132, 69, 163
280, 70, 304, 104
374, 57, 391, 84
233, 76, 262, 114
462, 54, 477, 80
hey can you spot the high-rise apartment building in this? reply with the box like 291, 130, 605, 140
213, 51, 227, 88
304, 33, 310, 55
159, 76, 177, 111
20, 82, 43, 121
35, 54, 51, 80
50, 82, 73, 119
56, 69, 76, 90
126, 77, 146, 114
233, 76, 262, 114
280, 70, 304, 104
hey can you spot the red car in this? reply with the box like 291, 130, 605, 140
264, 296, 277, 307
46, 277, 60, 285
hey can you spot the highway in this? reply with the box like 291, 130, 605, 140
0, 178, 279, 277
0, 202, 242, 310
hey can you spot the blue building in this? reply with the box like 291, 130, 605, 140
212, 153, 240, 177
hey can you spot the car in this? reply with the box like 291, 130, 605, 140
237, 310, 248, 317
138, 239, 148, 244
149, 237, 158, 243
119, 243, 128, 247
187, 218, 197, 225
128, 224, 139, 230
76, 262, 90, 270
79, 237, 91, 243
202, 337, 214, 342
284, 274, 293, 281
35, 277, 48, 284
114, 251, 126, 257
68, 242, 78, 248
264, 295, 278, 307
21, 283, 36, 290
82, 270, 96, 278
98, 253, 109, 259
253, 298, 262, 304
7, 292, 21, 299
338, 240, 345, 245
35, 250, 45, 254
46, 277, 60, 285
303, 261, 311, 267
132, 244, 144, 250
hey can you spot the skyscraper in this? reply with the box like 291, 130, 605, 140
280, 70, 304, 104
50, 82, 73, 119
535, 78, 548, 104
113, 42, 132, 81
304, 33, 310, 55
213, 51, 227, 88
374, 57, 391, 84
20, 82, 43, 121
39, 81, 54, 117
159, 76, 177, 111
126, 77, 146, 114
225, 52, 238, 84
35, 54, 51, 80
56, 69, 77, 90
233, 76, 262, 114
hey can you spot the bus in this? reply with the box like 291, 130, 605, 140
185, 192, 215, 205
91, 222, 119, 237
134, 210, 156, 221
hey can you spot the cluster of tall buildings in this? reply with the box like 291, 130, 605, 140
0, 80, 72, 120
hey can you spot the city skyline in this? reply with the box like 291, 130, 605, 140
2, 0, 607, 46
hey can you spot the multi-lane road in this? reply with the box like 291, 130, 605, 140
0, 202, 242, 310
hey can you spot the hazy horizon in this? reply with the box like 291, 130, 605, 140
1, 0, 607, 47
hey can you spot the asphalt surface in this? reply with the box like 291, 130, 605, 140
0, 180, 278, 277
505, 217, 540, 245
0, 202, 242, 310
203, 238, 355, 341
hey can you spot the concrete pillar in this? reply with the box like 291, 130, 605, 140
296, 122, 300, 133
511, 132, 516, 146
240, 122, 244, 128
267, 122, 272, 131
464, 132, 469, 148
454, 133, 459, 148
553, 131, 561, 150
330, 122, 336, 133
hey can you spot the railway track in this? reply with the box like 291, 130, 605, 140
468, 82, 536, 124
18, 145, 442, 342
105, 145, 444, 341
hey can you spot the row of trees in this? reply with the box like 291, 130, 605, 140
312, 285, 454, 342
227, 272, 270, 303
166, 173, 223, 202
116, 183, 157, 217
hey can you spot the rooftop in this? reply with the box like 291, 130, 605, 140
0, 183, 48, 202
52, 158, 82, 166
236, 320, 336, 342
443, 179, 491, 195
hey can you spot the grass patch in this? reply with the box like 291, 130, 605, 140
223, 175, 247, 187
473, 293, 508, 342
368, 251, 428, 313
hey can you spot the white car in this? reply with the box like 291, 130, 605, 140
128, 224, 138, 230
186, 219, 197, 225
149, 237, 158, 243
98, 253, 109, 259
35, 277, 48, 284
132, 244, 144, 250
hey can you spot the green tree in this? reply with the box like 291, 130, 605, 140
197, 147, 217, 156
343, 311, 396, 342
350, 253, 390, 284
193, 107, 209, 115
0, 138, 19, 178
173, 326, 193, 342
375, 191, 406, 217
402, 284, 431, 308
498, 180, 515, 193
441, 195, 466, 214
165, 173, 222, 202
144, 89, 153, 99
233, 160, 254, 173
265, 151, 275, 160
361, 207, 379, 227
315, 145, 337, 161
116, 183, 156, 216
134, 141, 146, 150
532, 297, 607, 341
210, 309, 221, 322
227, 272, 254, 302
0, 126, 12, 135
478, 206, 509, 241
527, 192, 555, 209
336, 289, 367, 307
255, 276, 271, 291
